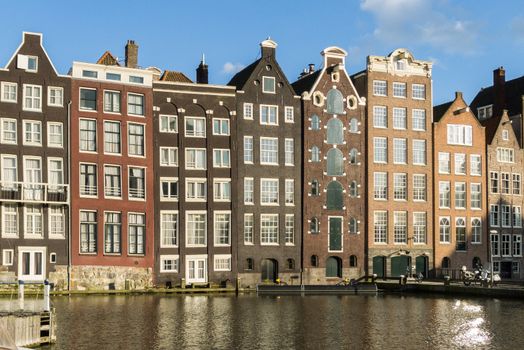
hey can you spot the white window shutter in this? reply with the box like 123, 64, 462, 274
17, 54, 28, 69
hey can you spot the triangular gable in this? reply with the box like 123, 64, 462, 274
97, 51, 120, 66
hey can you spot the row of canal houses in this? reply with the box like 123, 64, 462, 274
0, 32, 523, 290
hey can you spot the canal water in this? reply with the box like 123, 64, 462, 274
39, 293, 524, 349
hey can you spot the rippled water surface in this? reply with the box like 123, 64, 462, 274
41, 293, 524, 349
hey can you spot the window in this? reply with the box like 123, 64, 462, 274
413, 174, 426, 201
513, 206, 522, 227
502, 130, 509, 141
262, 76, 275, 93
513, 235, 522, 257
502, 205, 511, 227
104, 91, 121, 113
490, 172, 499, 193
128, 213, 145, 254
2, 249, 14, 266
311, 255, 319, 267
160, 147, 178, 167
393, 82, 406, 97
455, 182, 466, 209
491, 234, 499, 256
48, 206, 64, 238
310, 217, 319, 233
374, 137, 387, 163
186, 178, 207, 201
393, 108, 407, 129
311, 115, 320, 130
311, 180, 320, 196
285, 106, 294, 123
48, 87, 63, 107
470, 183, 481, 209
214, 255, 232, 271
106, 73, 121, 81
470, 155, 481, 175
456, 218, 466, 251
23, 120, 41, 146
412, 109, 426, 131
23, 157, 41, 200
80, 211, 97, 253
412, 140, 426, 165
260, 137, 278, 165
1, 82, 17, 103
104, 165, 121, 198
513, 174, 521, 195
185, 117, 206, 137
394, 211, 407, 244
285, 214, 294, 245
260, 214, 278, 244
311, 146, 320, 162
374, 211, 387, 243
79, 119, 97, 152
502, 234, 511, 257
82, 70, 97, 78
244, 214, 254, 244
160, 178, 178, 201
349, 149, 358, 164
373, 80, 387, 96
129, 167, 145, 199
439, 217, 450, 243
214, 212, 231, 246
349, 218, 358, 234
412, 84, 426, 99
349, 118, 358, 133
393, 173, 407, 200
261, 179, 279, 205
160, 115, 177, 133
1, 118, 17, 144
104, 212, 121, 254
327, 148, 344, 176
185, 148, 206, 169
24, 205, 42, 237
1, 204, 18, 238
47, 122, 63, 148
80, 164, 97, 196
128, 123, 145, 156
447, 125, 472, 146
214, 179, 231, 201
244, 178, 254, 204
186, 212, 206, 246
48, 158, 64, 192
413, 212, 426, 244
349, 181, 358, 198
374, 172, 387, 200
285, 139, 294, 166
438, 152, 450, 174
129, 76, 144, 84
326, 89, 344, 114
373, 106, 387, 128
326, 181, 344, 210
477, 105, 493, 120
439, 181, 450, 208
79, 88, 97, 111
213, 118, 230, 135
497, 148, 514, 163
454, 153, 466, 175
1, 155, 17, 191
471, 218, 482, 244
160, 211, 178, 247
285, 179, 294, 205
127, 93, 144, 116
104, 121, 121, 154
490, 204, 500, 226
501, 172, 510, 194
243, 103, 253, 119
246, 258, 254, 270
260, 105, 278, 125
213, 149, 231, 168
160, 255, 179, 273
393, 138, 407, 164
23, 84, 42, 111
244, 136, 253, 164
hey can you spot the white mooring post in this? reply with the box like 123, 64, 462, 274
44, 279, 50, 312
18, 280, 25, 310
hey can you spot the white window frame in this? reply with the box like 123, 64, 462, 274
438, 152, 450, 174
392, 107, 407, 130
373, 106, 387, 128
412, 139, 426, 165
160, 147, 178, 167
412, 109, 426, 131
185, 116, 206, 137
285, 179, 294, 206
260, 105, 278, 125
244, 177, 254, 205
185, 211, 207, 247
160, 211, 178, 248
212, 118, 230, 136
79, 118, 97, 153
79, 162, 97, 198
22, 84, 42, 112
213, 211, 231, 247
454, 153, 466, 175
79, 87, 97, 112
24, 205, 43, 239
48, 206, 65, 239
1, 118, 17, 145
185, 148, 206, 170
373, 137, 387, 164
103, 164, 122, 199
1, 204, 18, 238
372, 80, 387, 96
262, 76, 276, 94
213, 149, 231, 168
244, 213, 254, 245
103, 90, 121, 114
260, 213, 279, 245
284, 106, 294, 123
160, 177, 178, 202
285, 138, 294, 166
160, 254, 179, 273
393, 138, 407, 164
18, 246, 46, 282
185, 178, 207, 202
47, 122, 63, 148
23, 120, 42, 146
127, 122, 146, 157
260, 137, 278, 165
244, 136, 253, 164
127, 93, 145, 116
47, 86, 64, 107
159, 114, 178, 133
470, 154, 481, 176
2, 249, 14, 266
260, 178, 279, 206
128, 166, 146, 201
412, 84, 426, 100
213, 178, 231, 202
1, 82, 17, 103
243, 103, 253, 120
392, 82, 407, 98
214, 254, 232, 271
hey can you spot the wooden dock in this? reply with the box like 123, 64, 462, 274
0, 309, 55, 348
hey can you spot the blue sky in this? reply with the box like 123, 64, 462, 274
1, 0, 523, 105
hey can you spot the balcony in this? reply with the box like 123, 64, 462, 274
0, 181, 69, 204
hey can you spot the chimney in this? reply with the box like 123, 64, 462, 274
125, 40, 138, 69
260, 38, 277, 59
308, 64, 315, 73
493, 66, 506, 117
196, 54, 209, 84
455, 91, 463, 100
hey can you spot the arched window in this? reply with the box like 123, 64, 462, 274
349, 181, 358, 197
349, 255, 358, 267
439, 218, 450, 243
246, 258, 254, 270
326, 256, 342, 277
349, 118, 358, 133
456, 218, 466, 250
442, 257, 450, 269
311, 255, 319, 267
327, 148, 344, 175
326, 181, 343, 210
311, 146, 320, 162
327, 89, 344, 114
472, 218, 481, 243
349, 148, 358, 164
349, 218, 358, 234
327, 118, 344, 144
311, 180, 320, 196
287, 258, 295, 270
310, 217, 319, 233
311, 115, 320, 130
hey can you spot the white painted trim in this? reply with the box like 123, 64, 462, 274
17, 246, 46, 281
213, 211, 232, 247
160, 211, 179, 248
160, 254, 180, 273
185, 212, 208, 248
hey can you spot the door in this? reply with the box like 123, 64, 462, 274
373, 256, 386, 278
261, 259, 277, 282
24, 157, 42, 200
326, 256, 342, 278
500, 261, 512, 279
186, 256, 207, 283
391, 255, 411, 277
18, 247, 46, 281
329, 217, 342, 251
415, 255, 428, 278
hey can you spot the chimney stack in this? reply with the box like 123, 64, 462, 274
308, 64, 315, 73
493, 66, 506, 117
125, 40, 138, 69
260, 38, 277, 59
196, 54, 209, 84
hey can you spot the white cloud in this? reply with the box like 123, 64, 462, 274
222, 62, 245, 74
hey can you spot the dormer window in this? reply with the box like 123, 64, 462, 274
262, 76, 275, 93
477, 105, 493, 120
396, 59, 406, 70
17, 54, 38, 72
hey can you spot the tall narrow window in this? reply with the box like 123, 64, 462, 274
128, 213, 145, 254
439, 217, 450, 243
285, 139, 294, 166
326, 118, 344, 144
311, 115, 320, 130
80, 211, 97, 253
326, 181, 343, 210
244, 136, 253, 164
327, 148, 344, 176
104, 121, 121, 154
326, 89, 344, 114
311, 146, 320, 162
244, 214, 254, 244
128, 123, 145, 156
104, 212, 121, 254
394, 211, 407, 244
456, 218, 466, 251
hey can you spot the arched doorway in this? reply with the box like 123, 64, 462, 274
326, 256, 342, 278
373, 256, 386, 278
415, 255, 428, 278
391, 255, 411, 277
261, 259, 278, 282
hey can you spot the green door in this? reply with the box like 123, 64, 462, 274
329, 217, 342, 251
373, 256, 385, 278
391, 256, 411, 277
326, 257, 342, 277
415, 256, 428, 277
